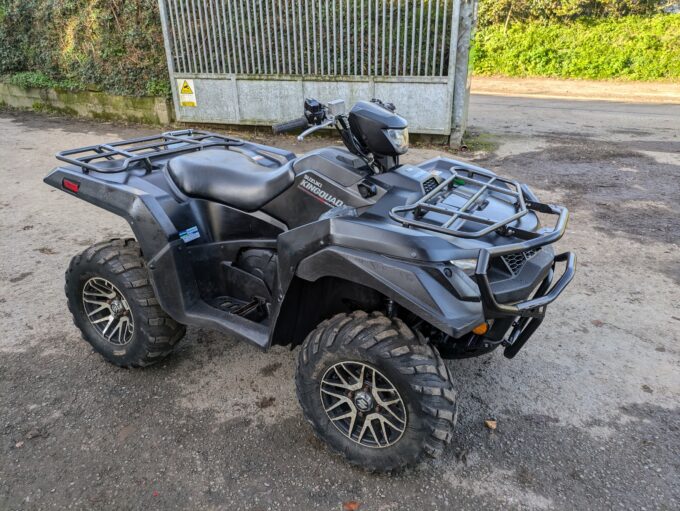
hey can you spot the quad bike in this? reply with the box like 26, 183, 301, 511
45, 98, 575, 471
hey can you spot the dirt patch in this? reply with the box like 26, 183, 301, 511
661, 263, 680, 287
256, 396, 276, 409
35, 247, 57, 255
260, 361, 282, 377
609, 128, 654, 136
536, 143, 641, 163
8, 271, 32, 283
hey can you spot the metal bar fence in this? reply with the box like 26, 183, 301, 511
164, 0, 455, 77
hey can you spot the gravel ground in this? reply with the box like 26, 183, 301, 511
0, 100, 679, 510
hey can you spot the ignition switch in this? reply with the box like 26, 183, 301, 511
358, 180, 377, 198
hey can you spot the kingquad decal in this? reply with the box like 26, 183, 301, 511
298, 174, 344, 208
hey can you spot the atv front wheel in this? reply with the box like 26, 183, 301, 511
65, 238, 185, 367
296, 311, 457, 471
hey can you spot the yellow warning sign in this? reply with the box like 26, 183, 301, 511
177, 78, 197, 107
180, 80, 193, 94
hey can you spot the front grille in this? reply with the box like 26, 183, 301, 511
422, 177, 438, 194
501, 249, 539, 276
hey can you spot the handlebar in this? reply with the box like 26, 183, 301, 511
272, 117, 309, 135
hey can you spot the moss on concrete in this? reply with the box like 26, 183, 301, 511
32, 101, 78, 116
1, 82, 172, 125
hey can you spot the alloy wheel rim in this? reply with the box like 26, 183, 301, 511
320, 361, 407, 448
81, 277, 134, 346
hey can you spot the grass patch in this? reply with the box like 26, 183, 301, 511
461, 132, 500, 153
473, 14, 680, 81
7, 71, 81, 91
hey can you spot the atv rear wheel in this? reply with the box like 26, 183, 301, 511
65, 239, 185, 367
295, 311, 457, 471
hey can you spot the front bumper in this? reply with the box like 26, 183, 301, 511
474, 198, 577, 358
478, 251, 576, 319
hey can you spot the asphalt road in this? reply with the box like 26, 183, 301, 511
469, 94, 680, 142
1, 95, 679, 510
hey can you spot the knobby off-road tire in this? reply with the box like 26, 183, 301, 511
65, 238, 185, 367
296, 311, 457, 472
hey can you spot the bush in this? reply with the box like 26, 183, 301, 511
5, 71, 81, 91
472, 14, 680, 80
478, 0, 669, 28
0, 0, 169, 97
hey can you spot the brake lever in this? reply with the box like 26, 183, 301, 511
297, 118, 334, 141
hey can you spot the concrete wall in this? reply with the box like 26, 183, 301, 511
172, 76, 452, 135
0, 83, 173, 125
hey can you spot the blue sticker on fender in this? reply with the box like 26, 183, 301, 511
179, 226, 200, 243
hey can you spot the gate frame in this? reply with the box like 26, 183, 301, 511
158, 0, 476, 146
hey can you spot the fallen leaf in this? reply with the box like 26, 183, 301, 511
343, 501, 360, 511
484, 419, 497, 430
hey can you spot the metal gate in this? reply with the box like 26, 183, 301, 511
158, 0, 474, 140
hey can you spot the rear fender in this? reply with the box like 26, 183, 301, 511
44, 168, 202, 327
44, 168, 178, 257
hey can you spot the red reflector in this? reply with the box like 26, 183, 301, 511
62, 178, 80, 193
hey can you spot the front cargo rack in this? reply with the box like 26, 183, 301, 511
55, 129, 295, 174
389, 167, 541, 240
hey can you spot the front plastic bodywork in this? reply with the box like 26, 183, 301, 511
295, 246, 483, 337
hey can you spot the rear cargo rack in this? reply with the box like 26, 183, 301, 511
389, 167, 538, 240
55, 129, 292, 174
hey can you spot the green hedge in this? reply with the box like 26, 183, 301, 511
2, 2, 678, 94
472, 14, 680, 81
0, 0, 170, 96
477, 0, 666, 28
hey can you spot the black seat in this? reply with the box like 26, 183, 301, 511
167, 149, 294, 211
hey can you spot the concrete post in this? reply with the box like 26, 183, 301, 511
449, 0, 478, 148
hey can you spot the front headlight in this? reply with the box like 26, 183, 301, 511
385, 128, 409, 154
450, 258, 478, 276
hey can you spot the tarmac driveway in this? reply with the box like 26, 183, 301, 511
1, 99, 678, 510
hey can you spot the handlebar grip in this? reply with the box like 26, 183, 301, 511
272, 116, 309, 134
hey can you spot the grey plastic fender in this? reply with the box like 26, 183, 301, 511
296, 246, 484, 337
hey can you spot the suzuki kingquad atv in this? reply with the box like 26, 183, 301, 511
45, 98, 575, 471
